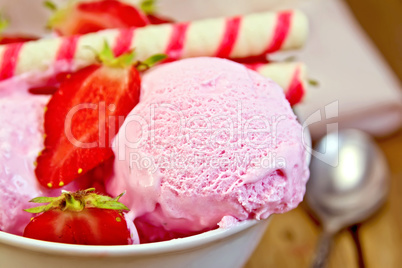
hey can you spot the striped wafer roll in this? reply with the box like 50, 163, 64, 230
0, 10, 308, 81
246, 62, 307, 106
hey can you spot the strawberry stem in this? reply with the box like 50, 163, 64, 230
87, 41, 167, 70
24, 188, 129, 214
44, 1, 58, 11
63, 192, 84, 211
0, 14, 9, 34
140, 0, 156, 15
97, 41, 137, 68
46, 0, 73, 30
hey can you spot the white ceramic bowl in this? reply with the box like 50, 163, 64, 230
0, 112, 311, 268
0, 219, 269, 268
0, 1, 313, 267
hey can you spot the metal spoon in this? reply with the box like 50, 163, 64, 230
306, 129, 389, 268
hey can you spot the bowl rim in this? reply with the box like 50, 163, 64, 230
0, 219, 261, 257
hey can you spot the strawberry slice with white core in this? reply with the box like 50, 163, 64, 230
35, 41, 165, 188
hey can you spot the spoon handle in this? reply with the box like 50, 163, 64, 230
312, 231, 334, 268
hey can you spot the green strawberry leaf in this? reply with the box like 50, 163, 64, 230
140, 0, 156, 15
44, 1, 58, 11
0, 14, 9, 34
29, 197, 56, 203
89, 41, 165, 70
46, 0, 72, 29
98, 41, 115, 63
117, 52, 136, 67
85, 191, 129, 211
24, 204, 52, 214
143, 54, 167, 67
97, 41, 137, 68
97, 201, 129, 211
24, 188, 130, 214
308, 78, 319, 86
113, 191, 126, 202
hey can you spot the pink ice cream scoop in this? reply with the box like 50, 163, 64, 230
0, 78, 49, 235
108, 57, 309, 242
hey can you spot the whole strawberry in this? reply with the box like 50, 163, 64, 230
0, 14, 37, 44
23, 188, 132, 245
140, 0, 174, 25
46, 0, 150, 36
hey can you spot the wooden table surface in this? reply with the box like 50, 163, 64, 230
245, 128, 402, 268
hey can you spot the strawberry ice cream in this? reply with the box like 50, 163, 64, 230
0, 78, 48, 234
108, 57, 309, 242
0, 75, 56, 235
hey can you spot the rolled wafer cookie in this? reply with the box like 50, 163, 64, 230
0, 10, 308, 81
246, 62, 307, 106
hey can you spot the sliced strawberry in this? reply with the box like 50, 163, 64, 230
23, 189, 132, 245
28, 85, 58, 95
35, 43, 165, 189
35, 63, 140, 188
146, 14, 174, 25
47, 0, 149, 36
0, 35, 37, 44
231, 54, 270, 64
28, 72, 71, 95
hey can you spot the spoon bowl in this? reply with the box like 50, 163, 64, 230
306, 129, 389, 267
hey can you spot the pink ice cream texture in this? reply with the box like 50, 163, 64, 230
0, 78, 51, 235
108, 57, 310, 240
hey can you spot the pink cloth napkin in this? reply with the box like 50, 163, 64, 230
288, 0, 402, 139
1, 0, 401, 139
159, 0, 402, 139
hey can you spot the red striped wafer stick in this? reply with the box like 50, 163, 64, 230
0, 10, 308, 81
0, 43, 23, 80
245, 62, 307, 106
28, 61, 308, 106
113, 28, 135, 57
